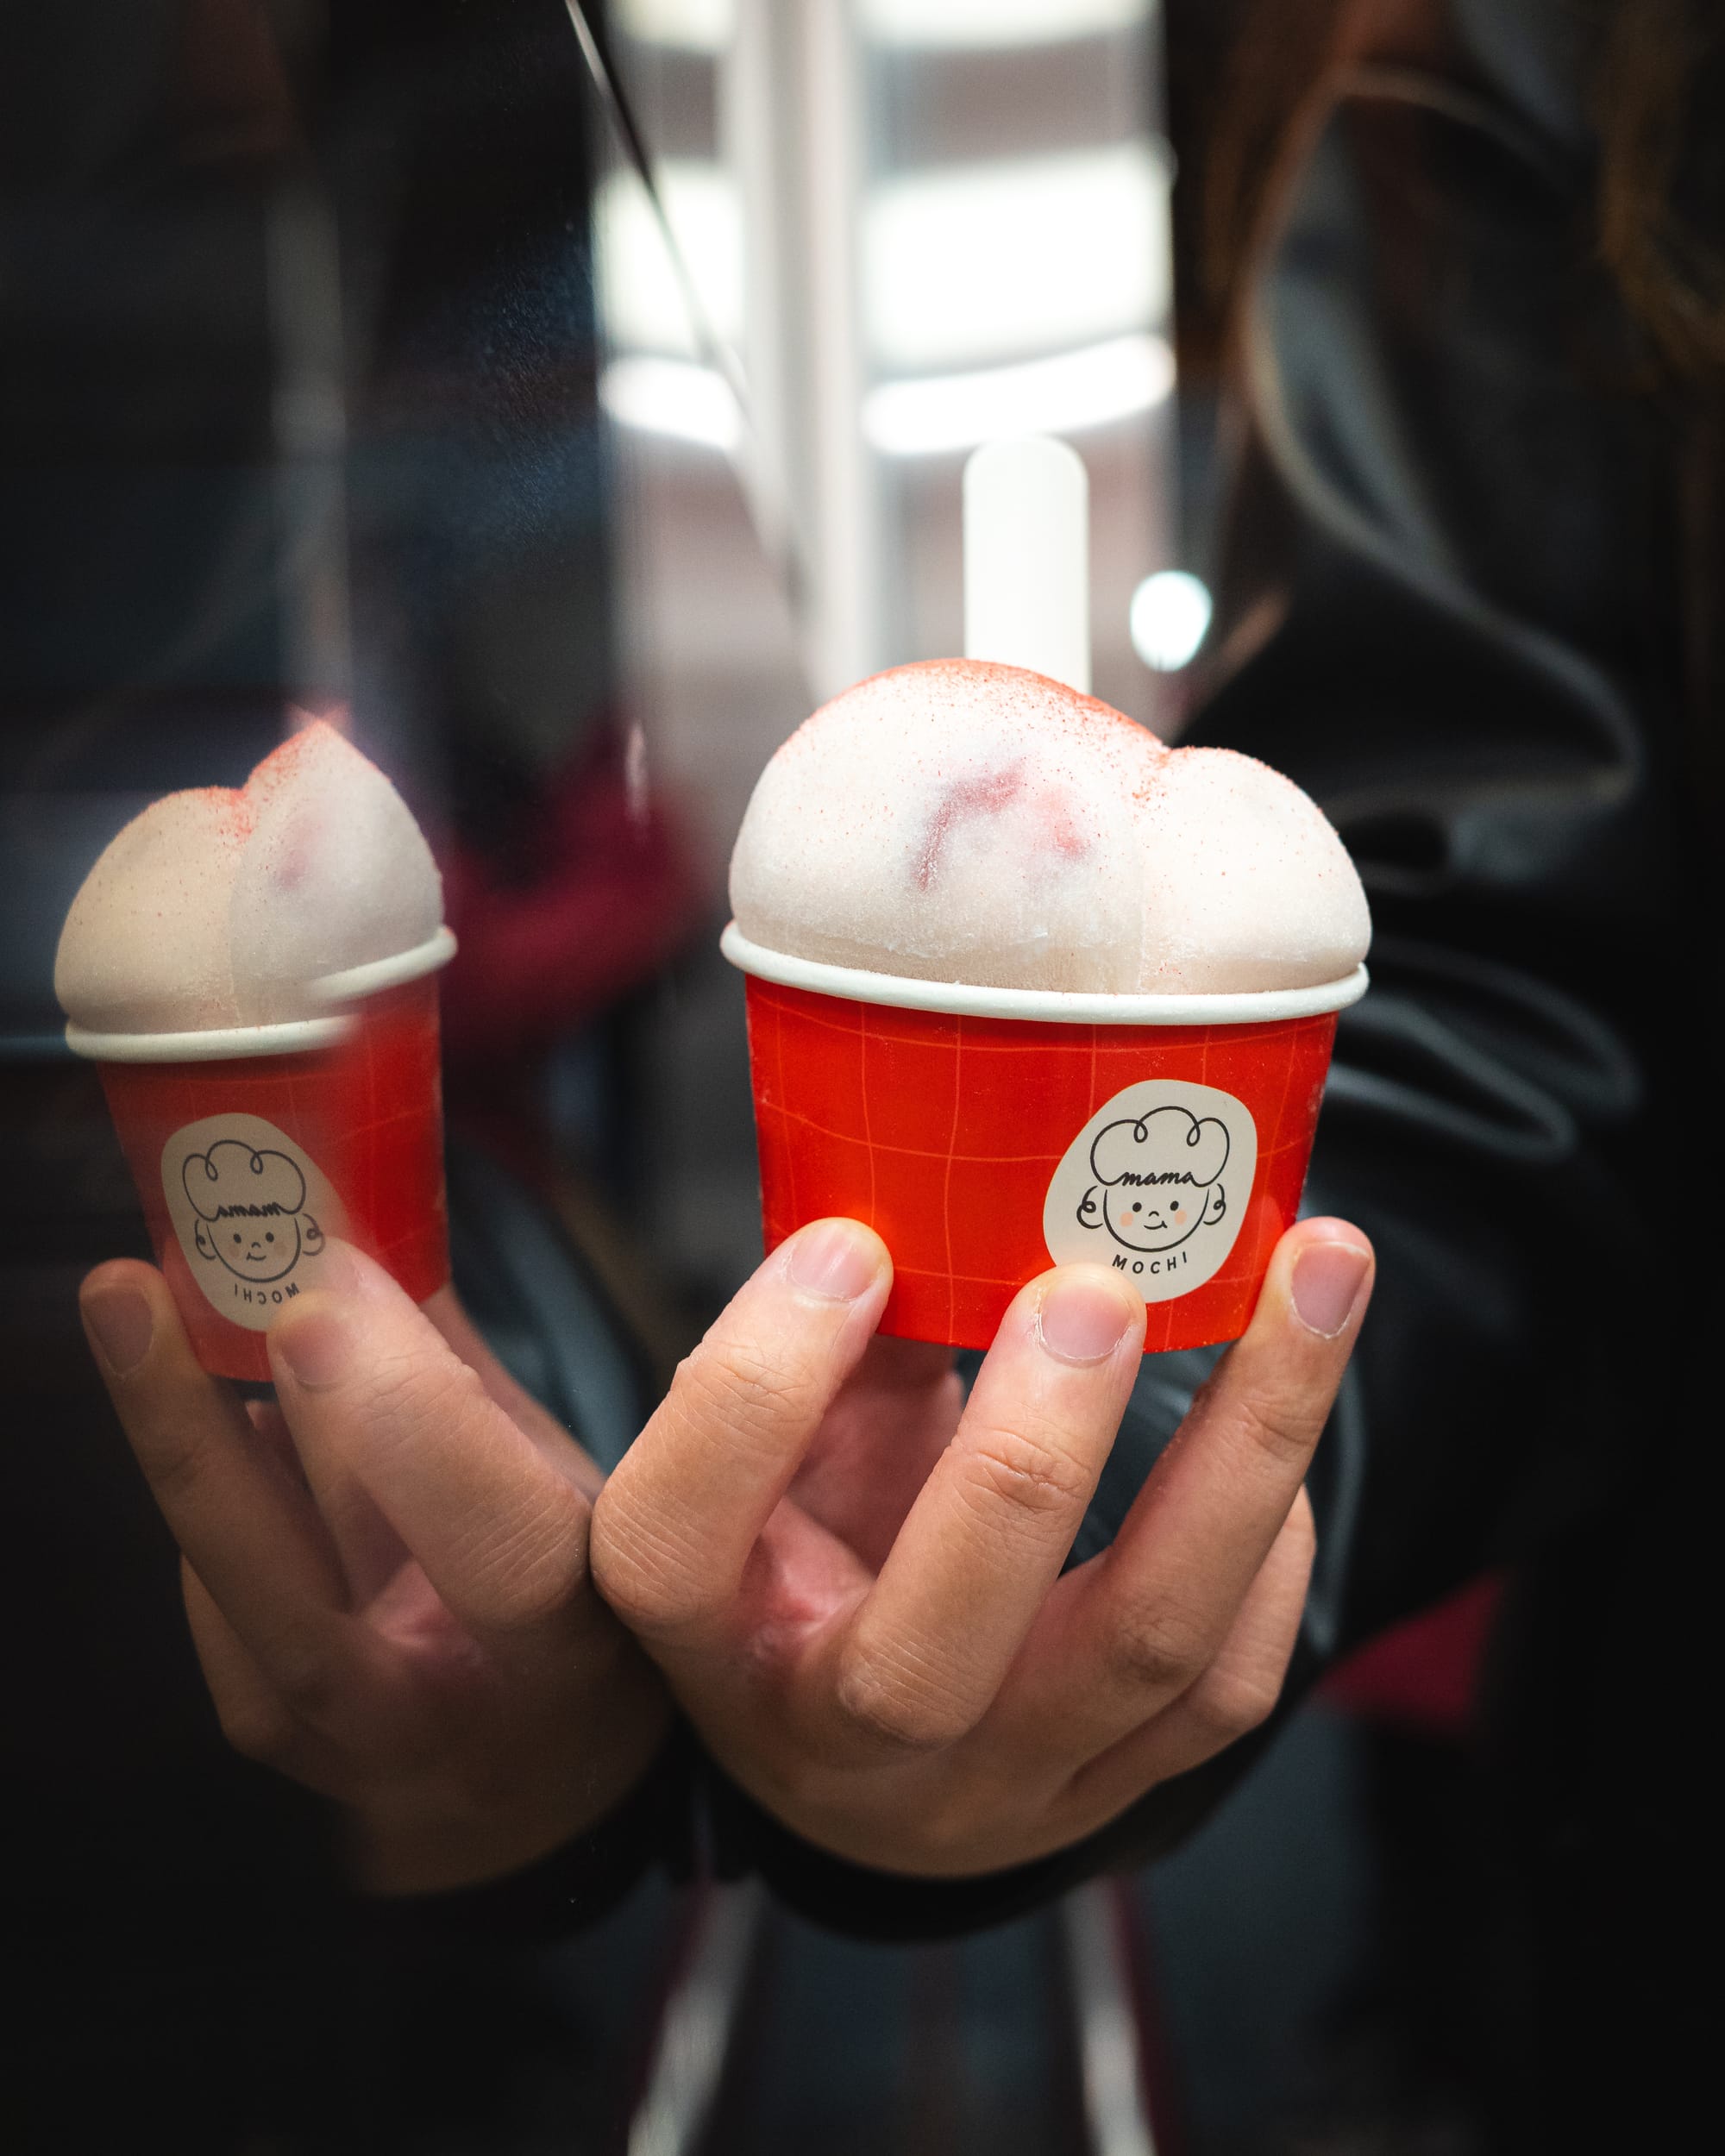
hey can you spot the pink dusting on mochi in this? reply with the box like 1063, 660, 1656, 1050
55, 715, 445, 1035
730, 655, 1371, 996
187, 784, 255, 844
244, 714, 342, 793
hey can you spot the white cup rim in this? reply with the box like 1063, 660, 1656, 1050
309, 924, 458, 1005
66, 1015, 353, 1063
64, 926, 458, 1062
721, 924, 1369, 1025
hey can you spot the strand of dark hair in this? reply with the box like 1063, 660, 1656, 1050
1182, 0, 1725, 385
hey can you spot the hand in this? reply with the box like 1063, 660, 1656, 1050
79, 1245, 669, 1895
591, 1216, 1373, 1877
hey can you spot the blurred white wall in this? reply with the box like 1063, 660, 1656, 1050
596, 0, 1175, 733
584, 0, 1177, 1297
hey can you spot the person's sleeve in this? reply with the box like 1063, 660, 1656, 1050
352, 1727, 697, 1951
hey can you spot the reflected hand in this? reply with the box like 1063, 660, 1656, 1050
592, 1216, 1372, 1877
79, 1246, 669, 1895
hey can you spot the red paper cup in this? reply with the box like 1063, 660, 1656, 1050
68, 931, 455, 1381
724, 926, 1367, 1355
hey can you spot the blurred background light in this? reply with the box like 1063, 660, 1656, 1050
613, 0, 734, 52
860, 0, 1147, 48
599, 355, 741, 449
616, 0, 1151, 55
1129, 569, 1212, 670
863, 332, 1173, 456
863, 142, 1169, 373
596, 147, 1169, 382
595, 161, 743, 355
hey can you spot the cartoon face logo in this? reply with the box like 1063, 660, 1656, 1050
1043, 1079, 1258, 1305
182, 1141, 325, 1282
161, 1113, 348, 1331
1077, 1107, 1230, 1255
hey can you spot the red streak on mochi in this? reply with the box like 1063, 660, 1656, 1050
913, 765, 1026, 891
1039, 789, 1091, 861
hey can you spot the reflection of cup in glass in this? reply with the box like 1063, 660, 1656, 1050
55, 719, 455, 1379
726, 930, 1364, 1355
70, 937, 455, 1381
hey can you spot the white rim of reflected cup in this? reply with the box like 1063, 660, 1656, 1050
63, 926, 458, 1063
721, 924, 1368, 1025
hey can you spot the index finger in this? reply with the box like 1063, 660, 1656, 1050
589, 1219, 892, 1645
1007, 1218, 1373, 1758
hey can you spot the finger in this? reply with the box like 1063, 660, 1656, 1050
273, 1276, 550, 1601
789, 1334, 963, 1570
1009, 1220, 1371, 1757
1056, 1488, 1316, 1833
590, 1219, 890, 1646
245, 1394, 298, 1465
283, 1406, 414, 1614
79, 1262, 353, 1689
819, 1264, 1143, 1755
181, 1562, 347, 1790
269, 1247, 603, 1651
292, 1286, 603, 1595
423, 1287, 603, 1501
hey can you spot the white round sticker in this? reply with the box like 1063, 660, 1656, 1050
1042, 1079, 1258, 1304
160, 1114, 349, 1331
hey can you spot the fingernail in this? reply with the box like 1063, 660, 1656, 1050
1036, 1271, 1138, 1365
1291, 1242, 1371, 1338
787, 1219, 880, 1302
273, 1304, 354, 1390
83, 1285, 153, 1376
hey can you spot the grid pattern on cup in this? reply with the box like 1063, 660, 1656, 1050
747, 978, 1335, 1354
102, 979, 448, 1377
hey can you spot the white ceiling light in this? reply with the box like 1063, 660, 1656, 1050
1129, 570, 1212, 671
612, 0, 735, 52
595, 333, 1172, 460
859, 0, 1148, 49
864, 332, 1173, 456
864, 141, 1170, 373
613, 0, 1147, 55
594, 161, 743, 357
599, 355, 741, 450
